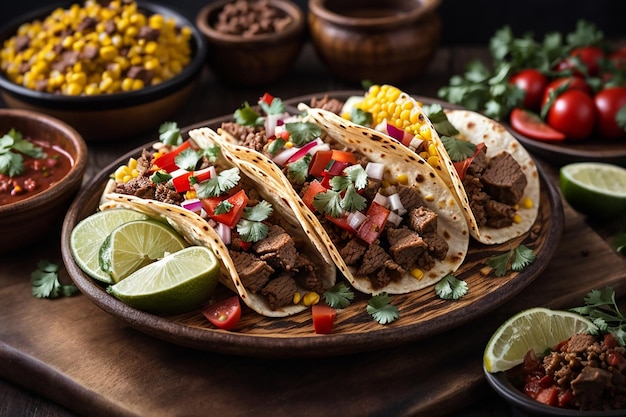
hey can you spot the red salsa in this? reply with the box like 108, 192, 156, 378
0, 130, 73, 206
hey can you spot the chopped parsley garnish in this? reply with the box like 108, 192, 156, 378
150, 171, 171, 184
285, 122, 322, 146
367, 293, 399, 324
440, 136, 477, 162
287, 153, 311, 185
214, 200, 234, 215
237, 200, 273, 242
435, 274, 468, 300
570, 286, 626, 346
174, 148, 201, 171
486, 244, 536, 277
259, 96, 286, 115
350, 108, 373, 127
31, 260, 79, 299
0, 128, 46, 177
158, 122, 183, 146
315, 165, 368, 215
323, 282, 354, 309
195, 167, 240, 198
234, 102, 264, 126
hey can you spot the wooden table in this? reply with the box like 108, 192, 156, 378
2, 42, 626, 417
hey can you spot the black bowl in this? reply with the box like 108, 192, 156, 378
0, 1, 207, 141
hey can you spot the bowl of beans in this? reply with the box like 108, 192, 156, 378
195, 0, 305, 86
0, 108, 87, 253
0, 1, 207, 141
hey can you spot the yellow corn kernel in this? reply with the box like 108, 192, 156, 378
427, 155, 439, 168
410, 268, 424, 280
520, 197, 533, 209
423, 194, 435, 202
427, 143, 438, 156
184, 190, 197, 200
284, 141, 294, 149
302, 292, 320, 306
84, 83, 100, 95
127, 158, 138, 170
513, 214, 522, 224
292, 292, 302, 305
396, 173, 409, 185
99, 45, 118, 60
480, 266, 492, 277
419, 125, 432, 140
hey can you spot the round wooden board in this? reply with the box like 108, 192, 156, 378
61, 92, 564, 358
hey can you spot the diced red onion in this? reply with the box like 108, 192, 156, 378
215, 222, 231, 245
347, 211, 366, 230
365, 162, 384, 180
386, 122, 406, 142
286, 138, 323, 164
272, 146, 300, 166
181, 198, 203, 213
373, 193, 388, 207
408, 136, 424, 151
387, 193, 407, 216
265, 113, 283, 138
387, 211, 403, 227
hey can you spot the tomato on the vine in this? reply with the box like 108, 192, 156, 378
541, 76, 593, 109
509, 108, 566, 142
562, 46, 606, 77
545, 89, 596, 140
509, 69, 549, 111
201, 296, 242, 330
594, 87, 626, 139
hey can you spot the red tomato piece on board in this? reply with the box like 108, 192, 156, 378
509, 69, 549, 111
509, 108, 566, 142
202, 296, 241, 330
312, 305, 336, 334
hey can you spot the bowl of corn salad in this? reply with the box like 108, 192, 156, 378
0, 0, 207, 141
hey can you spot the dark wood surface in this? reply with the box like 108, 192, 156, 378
2, 41, 626, 417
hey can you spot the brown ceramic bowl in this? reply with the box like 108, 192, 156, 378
0, 108, 88, 253
196, 0, 305, 86
0, 1, 207, 142
308, 0, 442, 84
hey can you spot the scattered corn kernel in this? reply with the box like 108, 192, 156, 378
513, 214, 522, 224
410, 268, 424, 280
302, 292, 320, 306
396, 173, 409, 185
292, 292, 302, 305
520, 197, 533, 209
423, 194, 435, 202
479, 266, 492, 277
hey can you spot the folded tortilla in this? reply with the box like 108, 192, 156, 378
209, 103, 469, 295
101, 130, 336, 318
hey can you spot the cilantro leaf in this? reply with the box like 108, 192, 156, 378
313, 189, 343, 218
236, 201, 273, 243
150, 171, 171, 184
243, 200, 273, 222
569, 286, 626, 346
367, 293, 399, 325
486, 251, 513, 277
423, 104, 459, 137
159, 122, 182, 146
0, 128, 45, 177
340, 184, 367, 213
435, 274, 468, 300
350, 108, 372, 127
174, 148, 201, 171
259, 96, 286, 115
441, 136, 477, 162
31, 260, 79, 299
287, 153, 311, 185
323, 282, 355, 309
267, 138, 286, 155
343, 164, 368, 190
214, 200, 234, 215
200, 144, 221, 163
234, 102, 264, 126
511, 244, 537, 271
195, 167, 240, 198
285, 122, 322, 146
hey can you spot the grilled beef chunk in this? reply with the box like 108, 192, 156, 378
310, 95, 344, 115
360, 177, 382, 202
422, 232, 449, 260
485, 200, 514, 228
154, 182, 183, 205
467, 145, 488, 176
114, 175, 154, 199
408, 207, 438, 235
357, 243, 390, 276
395, 183, 425, 211
386, 226, 426, 270
481, 151, 527, 205
229, 250, 274, 293
261, 274, 298, 310
372, 259, 406, 289
252, 224, 297, 271
294, 255, 324, 293
340, 238, 368, 265
221, 121, 268, 152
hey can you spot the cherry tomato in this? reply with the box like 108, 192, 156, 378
541, 76, 592, 110
312, 304, 336, 334
557, 45, 605, 77
609, 46, 626, 70
546, 89, 596, 140
594, 86, 626, 139
509, 69, 549, 111
202, 296, 242, 330
509, 108, 566, 142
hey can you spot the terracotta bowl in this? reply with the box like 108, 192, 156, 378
196, 0, 305, 86
0, 108, 88, 253
308, 0, 442, 84
0, 1, 207, 142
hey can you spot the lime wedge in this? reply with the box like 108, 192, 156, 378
100, 219, 189, 283
560, 162, 626, 220
70, 208, 149, 284
484, 307, 596, 373
107, 246, 220, 315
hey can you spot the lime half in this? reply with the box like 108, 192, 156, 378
484, 307, 596, 373
100, 219, 189, 283
70, 208, 149, 284
107, 246, 220, 315
560, 162, 626, 220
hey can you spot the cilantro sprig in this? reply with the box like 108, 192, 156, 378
435, 274, 469, 300
195, 167, 240, 198
237, 200, 273, 242
0, 128, 46, 177
569, 286, 626, 346
367, 293, 399, 325
313, 165, 368, 217
486, 244, 536, 277
158, 122, 183, 146
31, 260, 79, 299
323, 282, 355, 309
285, 122, 322, 146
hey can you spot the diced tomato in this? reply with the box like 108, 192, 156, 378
259, 92, 274, 106
452, 142, 485, 181
326, 160, 352, 177
558, 389, 574, 408
604, 333, 619, 349
330, 150, 357, 164
356, 202, 390, 244
312, 304, 336, 334
172, 171, 193, 193
202, 296, 241, 330
301, 180, 328, 210
325, 212, 357, 234
152, 140, 192, 172
308, 150, 333, 177
535, 386, 559, 406
202, 189, 249, 228
608, 351, 626, 367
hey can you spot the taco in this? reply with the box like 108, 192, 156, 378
336, 84, 540, 245
210, 98, 469, 295
100, 129, 337, 318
